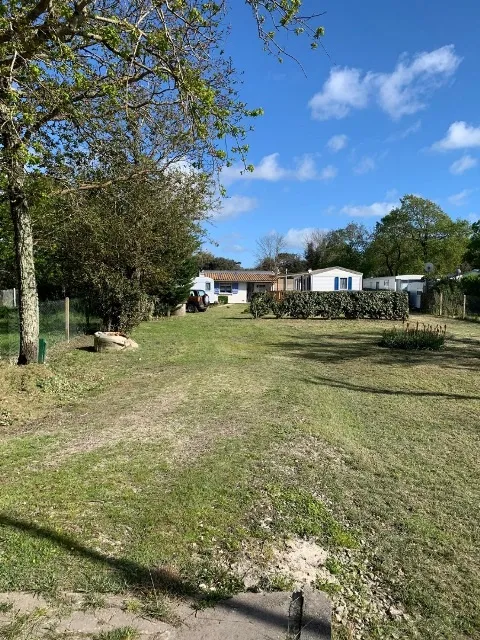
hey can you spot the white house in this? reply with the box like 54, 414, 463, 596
200, 270, 276, 303
363, 274, 425, 309
293, 267, 363, 292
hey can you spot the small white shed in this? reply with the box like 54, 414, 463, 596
293, 267, 363, 292
363, 274, 425, 309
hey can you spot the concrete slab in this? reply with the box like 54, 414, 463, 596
173, 592, 292, 640
56, 608, 174, 637
300, 588, 331, 640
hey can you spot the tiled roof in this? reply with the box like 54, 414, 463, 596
201, 270, 276, 282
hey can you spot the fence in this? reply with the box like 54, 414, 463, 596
427, 291, 480, 319
0, 298, 102, 362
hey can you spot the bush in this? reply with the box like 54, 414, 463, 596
379, 321, 447, 350
250, 293, 272, 318
249, 290, 409, 321
218, 295, 228, 305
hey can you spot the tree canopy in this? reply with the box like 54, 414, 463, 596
0, 0, 325, 363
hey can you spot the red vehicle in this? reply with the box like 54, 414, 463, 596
187, 289, 209, 313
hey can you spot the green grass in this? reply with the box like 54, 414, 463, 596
91, 628, 139, 640
0, 306, 479, 639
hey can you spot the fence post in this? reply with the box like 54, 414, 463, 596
463, 295, 466, 319
65, 297, 70, 342
439, 291, 443, 316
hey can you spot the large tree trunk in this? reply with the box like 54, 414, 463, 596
3, 137, 39, 364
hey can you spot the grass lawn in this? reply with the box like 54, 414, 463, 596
0, 305, 479, 639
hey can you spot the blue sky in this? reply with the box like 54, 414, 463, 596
204, 0, 480, 267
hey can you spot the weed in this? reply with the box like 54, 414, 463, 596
81, 592, 106, 610
122, 599, 142, 614
0, 609, 46, 640
91, 627, 139, 640
325, 557, 342, 576
0, 601, 14, 613
315, 579, 341, 596
258, 573, 295, 592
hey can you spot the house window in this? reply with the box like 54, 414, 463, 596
376, 282, 380, 290
339, 278, 348, 290
256, 284, 266, 291
384, 280, 389, 286
219, 283, 232, 294
205, 282, 211, 291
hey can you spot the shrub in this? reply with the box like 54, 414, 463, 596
379, 321, 447, 350
249, 290, 409, 321
217, 295, 228, 305
250, 293, 271, 318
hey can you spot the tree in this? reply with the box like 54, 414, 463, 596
367, 211, 414, 276
255, 232, 286, 272
195, 251, 242, 271
0, 1, 324, 363
465, 221, 480, 268
256, 251, 305, 273
369, 195, 471, 276
58, 158, 211, 330
304, 224, 370, 272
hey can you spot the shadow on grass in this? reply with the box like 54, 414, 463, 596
270, 330, 480, 372
302, 374, 480, 401
76, 346, 96, 353
0, 515, 324, 636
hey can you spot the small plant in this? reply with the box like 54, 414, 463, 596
325, 556, 342, 576
217, 295, 228, 304
91, 627, 139, 640
380, 321, 447, 351
140, 594, 171, 621
258, 572, 296, 592
81, 592, 106, 611
314, 579, 341, 596
122, 599, 142, 614
0, 601, 13, 613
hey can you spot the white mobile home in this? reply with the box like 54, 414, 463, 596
293, 267, 363, 292
363, 274, 425, 309
192, 275, 216, 302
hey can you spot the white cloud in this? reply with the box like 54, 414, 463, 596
231, 244, 246, 252
341, 201, 398, 218
433, 121, 480, 151
283, 227, 316, 248
327, 134, 348, 152
309, 67, 370, 120
212, 195, 258, 220
448, 189, 473, 206
221, 153, 337, 185
309, 45, 461, 121
386, 120, 421, 142
353, 156, 376, 175
295, 154, 318, 181
449, 154, 478, 175
319, 164, 338, 181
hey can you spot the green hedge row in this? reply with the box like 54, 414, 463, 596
250, 291, 409, 320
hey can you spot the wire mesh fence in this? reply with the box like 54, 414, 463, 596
425, 291, 480, 320
0, 298, 102, 362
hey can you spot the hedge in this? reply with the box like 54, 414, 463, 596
250, 290, 409, 320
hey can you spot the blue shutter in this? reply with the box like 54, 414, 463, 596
334, 276, 339, 291
348, 276, 352, 290
232, 282, 239, 294
214, 282, 220, 295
